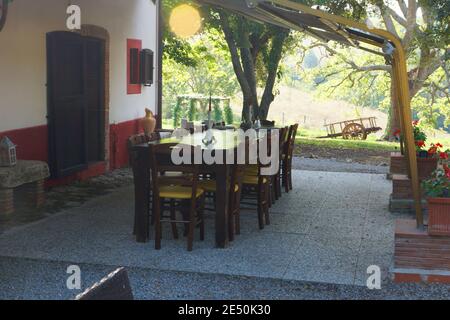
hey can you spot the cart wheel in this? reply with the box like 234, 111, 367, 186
342, 123, 367, 140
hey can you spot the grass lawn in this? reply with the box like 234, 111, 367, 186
296, 136, 400, 152
296, 127, 450, 153
295, 127, 399, 152
161, 119, 450, 153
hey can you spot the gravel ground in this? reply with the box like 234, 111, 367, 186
292, 157, 389, 174
1, 159, 387, 235
1, 256, 449, 300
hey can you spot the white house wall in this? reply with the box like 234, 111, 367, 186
0, 0, 158, 133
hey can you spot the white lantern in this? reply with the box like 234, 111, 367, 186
0, 136, 17, 167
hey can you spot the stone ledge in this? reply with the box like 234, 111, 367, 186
0, 160, 50, 189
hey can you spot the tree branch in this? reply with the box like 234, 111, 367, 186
402, 0, 418, 48
384, 6, 408, 27
308, 42, 392, 73
397, 0, 408, 18
381, 10, 400, 39
218, 11, 252, 98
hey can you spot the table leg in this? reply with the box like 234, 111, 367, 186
134, 146, 151, 243
214, 165, 230, 248
0, 188, 14, 215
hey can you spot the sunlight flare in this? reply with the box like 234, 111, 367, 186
169, 4, 202, 39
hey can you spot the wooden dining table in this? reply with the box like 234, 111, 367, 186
132, 129, 246, 248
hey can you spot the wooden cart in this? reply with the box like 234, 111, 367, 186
322, 117, 382, 140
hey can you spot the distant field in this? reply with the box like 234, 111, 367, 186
231, 85, 388, 139
164, 85, 450, 152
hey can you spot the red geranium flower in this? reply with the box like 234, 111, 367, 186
412, 120, 419, 126
428, 146, 438, 155
444, 165, 450, 179
415, 140, 426, 148
393, 129, 401, 137
440, 152, 449, 160
436, 143, 443, 148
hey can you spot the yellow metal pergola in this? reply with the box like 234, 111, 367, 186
197, 0, 423, 228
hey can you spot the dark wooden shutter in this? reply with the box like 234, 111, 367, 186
140, 49, 154, 86
85, 37, 105, 162
47, 31, 88, 178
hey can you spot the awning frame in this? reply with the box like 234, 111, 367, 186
196, 0, 424, 228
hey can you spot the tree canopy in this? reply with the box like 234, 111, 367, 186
162, 0, 449, 133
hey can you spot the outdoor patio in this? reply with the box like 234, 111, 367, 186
0, 168, 409, 298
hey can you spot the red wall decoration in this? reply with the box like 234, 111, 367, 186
127, 38, 142, 94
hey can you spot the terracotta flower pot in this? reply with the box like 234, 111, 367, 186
428, 197, 450, 236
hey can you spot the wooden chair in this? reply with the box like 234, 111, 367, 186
149, 143, 205, 251
241, 138, 271, 229
282, 124, 299, 192
274, 126, 289, 200
198, 163, 244, 241
75, 268, 133, 300
261, 119, 275, 127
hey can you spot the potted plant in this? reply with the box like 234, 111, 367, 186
422, 165, 450, 236
411, 121, 439, 179
389, 121, 444, 179
413, 120, 428, 157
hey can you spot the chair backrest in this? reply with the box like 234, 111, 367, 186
75, 268, 133, 300
285, 124, 299, 158
213, 121, 226, 128
229, 162, 244, 214
127, 132, 161, 167
279, 126, 289, 157
261, 119, 275, 127
149, 143, 201, 201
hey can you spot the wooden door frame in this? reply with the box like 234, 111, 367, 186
77, 25, 110, 169
47, 26, 110, 178
85, 35, 106, 162
46, 31, 89, 178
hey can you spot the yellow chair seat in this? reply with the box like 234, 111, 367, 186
244, 165, 258, 175
243, 175, 267, 185
159, 185, 204, 199
199, 180, 239, 193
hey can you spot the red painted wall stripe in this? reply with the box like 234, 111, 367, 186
0, 125, 48, 162
110, 118, 141, 170
0, 118, 143, 186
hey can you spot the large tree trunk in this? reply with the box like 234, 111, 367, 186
259, 31, 288, 120
240, 47, 259, 122
218, 11, 253, 123
383, 72, 402, 141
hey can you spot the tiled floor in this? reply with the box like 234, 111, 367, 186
0, 170, 408, 290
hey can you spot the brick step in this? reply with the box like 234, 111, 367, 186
394, 220, 450, 281
389, 152, 438, 180
396, 239, 450, 247
389, 195, 427, 214
393, 269, 450, 284
391, 174, 425, 200
395, 254, 450, 263
395, 260, 450, 270
396, 248, 450, 256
